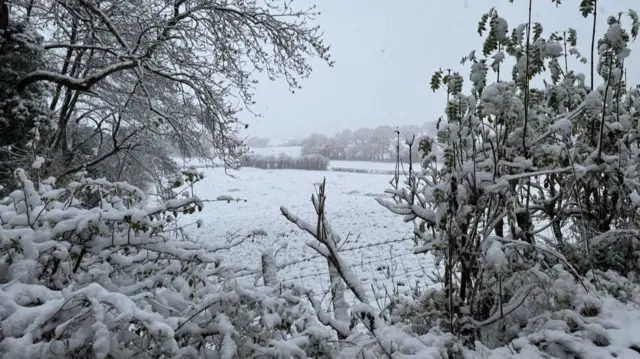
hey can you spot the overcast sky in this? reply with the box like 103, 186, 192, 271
241, 0, 639, 140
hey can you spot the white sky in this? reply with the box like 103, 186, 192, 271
240, 0, 639, 139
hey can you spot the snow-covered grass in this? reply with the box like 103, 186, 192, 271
173, 152, 413, 175
329, 160, 398, 171
186, 167, 436, 304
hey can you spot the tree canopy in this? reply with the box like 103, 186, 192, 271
3, 0, 332, 188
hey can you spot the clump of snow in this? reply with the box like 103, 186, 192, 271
31, 156, 45, 169
605, 23, 624, 48
550, 117, 572, 136
485, 239, 507, 272
545, 42, 563, 57
630, 190, 640, 206
493, 17, 509, 41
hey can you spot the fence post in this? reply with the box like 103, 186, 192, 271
261, 249, 279, 287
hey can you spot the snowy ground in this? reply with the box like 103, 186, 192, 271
329, 160, 398, 172
184, 165, 437, 308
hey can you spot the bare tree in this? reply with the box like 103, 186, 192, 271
7, 0, 332, 178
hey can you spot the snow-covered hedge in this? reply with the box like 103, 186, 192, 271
3, 165, 640, 359
0, 168, 336, 358
243, 153, 329, 171
276, 180, 640, 359
330, 167, 396, 175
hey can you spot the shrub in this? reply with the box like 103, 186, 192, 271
0, 167, 332, 358
243, 153, 329, 171
330, 167, 396, 175
0, 21, 52, 195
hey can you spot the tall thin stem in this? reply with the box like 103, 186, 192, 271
590, 0, 598, 92
522, 0, 534, 245
563, 31, 569, 74
522, 0, 532, 154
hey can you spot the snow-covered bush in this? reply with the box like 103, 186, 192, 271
330, 167, 396, 175
0, 168, 334, 358
280, 179, 460, 358
375, 2, 640, 356
0, 21, 52, 195
278, 179, 640, 358
244, 153, 330, 171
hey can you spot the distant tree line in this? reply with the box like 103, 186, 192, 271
300, 123, 438, 162
282, 139, 302, 147
243, 153, 329, 170
245, 137, 302, 148
245, 137, 270, 148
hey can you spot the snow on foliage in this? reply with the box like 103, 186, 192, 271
4, 2, 640, 359
370, 4, 640, 359
244, 153, 330, 171
0, 169, 337, 358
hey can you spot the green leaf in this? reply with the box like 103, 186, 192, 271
533, 23, 543, 42
483, 34, 498, 56
419, 137, 432, 155
430, 70, 443, 92
568, 28, 578, 46
434, 189, 443, 201
579, 0, 595, 18
478, 13, 490, 36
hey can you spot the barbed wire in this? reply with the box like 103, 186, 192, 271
271, 236, 416, 270
224, 244, 438, 285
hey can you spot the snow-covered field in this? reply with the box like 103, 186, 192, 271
174, 146, 403, 173
329, 160, 397, 171
186, 166, 437, 305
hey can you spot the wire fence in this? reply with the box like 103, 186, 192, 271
273, 236, 416, 270
223, 235, 441, 297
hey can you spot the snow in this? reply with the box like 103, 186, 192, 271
3, 4, 640, 357
605, 23, 624, 48
631, 190, 640, 206
550, 117, 572, 135
186, 166, 437, 302
329, 160, 397, 172
545, 42, 563, 57
493, 17, 509, 41
31, 156, 45, 169
485, 239, 507, 272
472, 296, 640, 359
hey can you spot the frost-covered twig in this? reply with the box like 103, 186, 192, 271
280, 201, 369, 304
